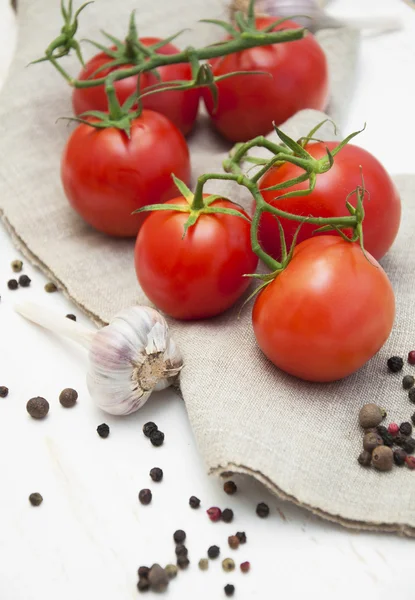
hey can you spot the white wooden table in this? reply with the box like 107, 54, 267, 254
1, 1, 414, 599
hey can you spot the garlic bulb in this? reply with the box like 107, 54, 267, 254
15, 302, 183, 416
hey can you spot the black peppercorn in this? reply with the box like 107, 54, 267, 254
11, 259, 23, 273
150, 430, 164, 447
138, 489, 152, 505
403, 375, 415, 390
221, 508, 234, 523
358, 451, 372, 466
189, 495, 200, 509
18, 274, 31, 287
173, 529, 186, 544
387, 356, 404, 372
402, 437, 415, 454
0, 386, 9, 398
150, 467, 163, 482
137, 578, 149, 592
138, 566, 150, 579
148, 564, 169, 593
409, 388, 415, 403
97, 423, 110, 438
175, 544, 188, 557
177, 556, 189, 570
143, 421, 158, 437
44, 282, 58, 293
29, 492, 43, 506
223, 481, 237, 495
256, 502, 270, 518
393, 449, 407, 466
379, 431, 394, 447
411, 412, 415, 426
376, 425, 388, 436
7, 279, 18, 290
66, 313, 77, 321
59, 388, 78, 408
400, 422, 413, 436
224, 584, 235, 597
236, 532, 246, 544
26, 397, 49, 419
208, 545, 220, 559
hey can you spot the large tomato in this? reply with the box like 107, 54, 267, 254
61, 110, 190, 237
72, 38, 200, 136
258, 142, 401, 261
252, 236, 395, 382
203, 17, 328, 142
135, 196, 258, 320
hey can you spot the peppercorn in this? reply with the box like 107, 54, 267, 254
228, 535, 240, 550
393, 449, 407, 466
224, 481, 237, 495
405, 456, 415, 469
66, 313, 77, 321
0, 386, 9, 398
143, 421, 158, 437
208, 545, 220, 559
224, 584, 235, 597
221, 508, 234, 523
173, 529, 186, 544
222, 558, 235, 573
148, 564, 169, 593
357, 451, 372, 467
137, 578, 149, 592
409, 388, 415, 403
363, 432, 383, 453
380, 431, 394, 447
7, 279, 18, 290
236, 532, 247, 544
165, 564, 178, 580
150, 430, 164, 447
29, 492, 43, 506
376, 425, 388, 436
18, 274, 31, 287
138, 489, 152, 505
177, 556, 189, 570
138, 566, 150, 579
358, 403, 383, 429
240, 561, 250, 573
26, 396, 49, 419
175, 544, 188, 557
44, 282, 58, 293
149, 467, 163, 483
97, 423, 110, 438
207, 507, 222, 522
256, 502, 270, 518
403, 375, 415, 390
411, 412, 415, 426
388, 423, 399, 436
372, 446, 393, 471
402, 437, 415, 454
189, 495, 200, 509
11, 259, 23, 272
400, 422, 413, 436
198, 558, 209, 571
408, 351, 415, 365
59, 388, 78, 408
387, 356, 404, 372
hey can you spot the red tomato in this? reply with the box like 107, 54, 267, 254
258, 142, 401, 261
61, 110, 190, 237
72, 38, 200, 136
252, 236, 395, 382
135, 196, 259, 319
203, 17, 328, 142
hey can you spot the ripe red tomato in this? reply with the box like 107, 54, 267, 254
203, 17, 328, 142
72, 38, 200, 136
258, 142, 401, 261
61, 110, 190, 237
252, 236, 395, 382
135, 196, 258, 319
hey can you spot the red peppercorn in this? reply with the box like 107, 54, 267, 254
405, 456, 415, 469
207, 507, 222, 522
388, 423, 399, 436
240, 561, 250, 573
408, 351, 415, 365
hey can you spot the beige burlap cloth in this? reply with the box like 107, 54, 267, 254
1, 0, 415, 536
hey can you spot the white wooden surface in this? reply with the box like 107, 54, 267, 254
0, 1, 415, 599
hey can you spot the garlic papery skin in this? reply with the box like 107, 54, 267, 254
14, 302, 183, 416
87, 306, 183, 415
